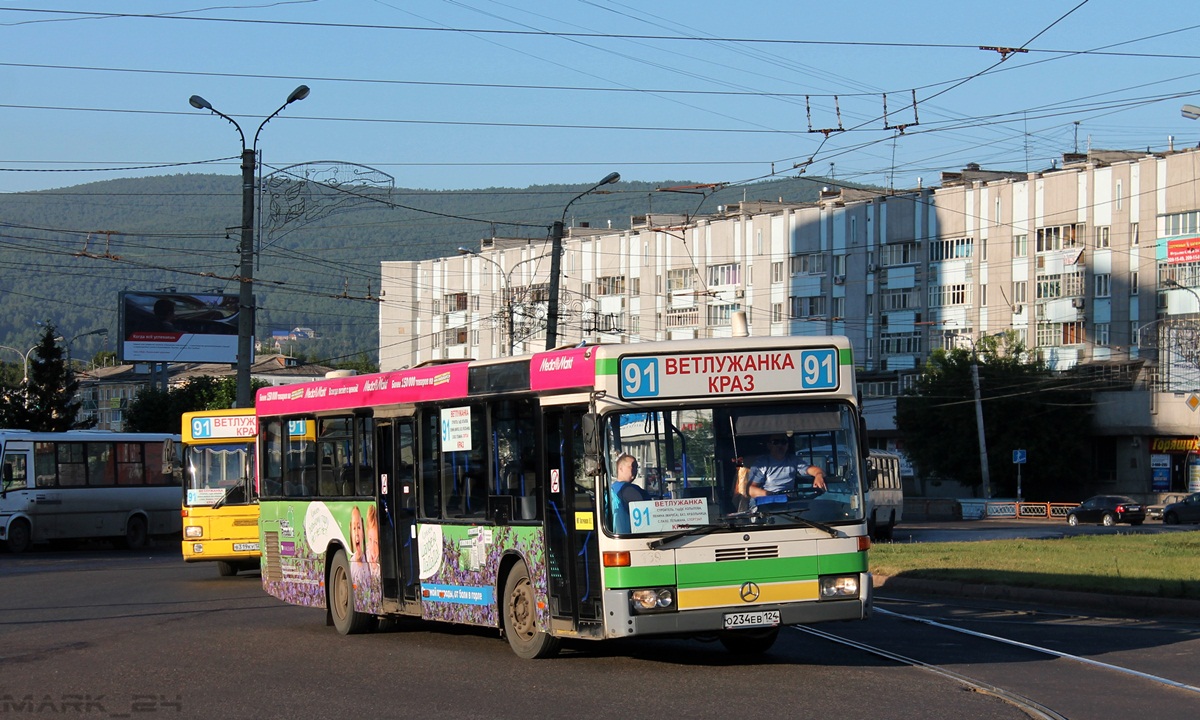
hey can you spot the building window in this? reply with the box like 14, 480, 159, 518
1094, 273, 1111, 298
1116, 180, 1123, 210
929, 284, 970, 307
878, 243, 918, 266
880, 332, 923, 354
666, 268, 694, 292
790, 295, 826, 318
596, 276, 626, 296
771, 261, 784, 283
1131, 222, 1139, 246
1013, 281, 1028, 304
1013, 233, 1028, 258
833, 254, 847, 276
1131, 271, 1139, 295
443, 293, 468, 312
771, 302, 783, 322
706, 303, 735, 327
1036, 224, 1082, 252
1165, 211, 1200, 236
929, 237, 973, 261
881, 288, 920, 310
832, 296, 845, 319
1095, 323, 1110, 346
1096, 226, 1110, 248
706, 263, 741, 287
790, 253, 825, 274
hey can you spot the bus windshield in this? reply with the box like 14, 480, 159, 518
602, 401, 864, 536
185, 443, 255, 507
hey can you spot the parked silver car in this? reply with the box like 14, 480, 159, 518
1148, 493, 1189, 521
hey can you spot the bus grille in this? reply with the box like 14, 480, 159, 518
715, 545, 778, 561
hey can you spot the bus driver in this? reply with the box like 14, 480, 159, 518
747, 435, 827, 498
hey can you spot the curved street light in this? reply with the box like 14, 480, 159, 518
546, 172, 620, 350
188, 85, 310, 407
68, 328, 109, 371
0, 338, 63, 384
458, 248, 552, 356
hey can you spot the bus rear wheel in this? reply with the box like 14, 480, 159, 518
502, 561, 560, 659
719, 627, 780, 656
6, 518, 32, 554
120, 515, 147, 550
328, 550, 373, 635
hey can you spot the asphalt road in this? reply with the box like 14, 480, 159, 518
3, 525, 1197, 719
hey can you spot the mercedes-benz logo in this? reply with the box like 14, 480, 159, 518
739, 581, 761, 603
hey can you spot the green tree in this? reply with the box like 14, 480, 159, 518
124, 376, 266, 433
895, 332, 1092, 501
0, 325, 95, 431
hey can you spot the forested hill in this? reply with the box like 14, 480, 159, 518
0, 172, 840, 363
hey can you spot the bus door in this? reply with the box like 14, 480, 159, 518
542, 406, 603, 630
376, 418, 419, 603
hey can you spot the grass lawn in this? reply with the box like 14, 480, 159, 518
870, 530, 1200, 600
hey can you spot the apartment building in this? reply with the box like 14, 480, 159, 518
379, 147, 1200, 498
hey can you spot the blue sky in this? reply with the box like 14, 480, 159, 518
3, 0, 1200, 195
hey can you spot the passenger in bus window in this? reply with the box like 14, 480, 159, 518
610, 453, 649, 534
747, 435, 827, 498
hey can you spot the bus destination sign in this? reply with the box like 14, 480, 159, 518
618, 347, 839, 400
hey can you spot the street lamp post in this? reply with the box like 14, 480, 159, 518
545, 172, 620, 350
67, 328, 108, 371
946, 331, 1003, 500
457, 247, 514, 356
0, 342, 55, 384
458, 248, 553, 356
189, 85, 310, 407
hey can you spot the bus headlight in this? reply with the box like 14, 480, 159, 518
819, 575, 860, 599
630, 588, 676, 613
185, 526, 204, 538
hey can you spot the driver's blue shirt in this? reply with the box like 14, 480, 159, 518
748, 455, 807, 494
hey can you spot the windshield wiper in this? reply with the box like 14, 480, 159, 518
756, 508, 840, 538
210, 483, 245, 510
648, 521, 741, 549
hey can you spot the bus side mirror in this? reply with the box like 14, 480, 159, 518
581, 413, 599, 455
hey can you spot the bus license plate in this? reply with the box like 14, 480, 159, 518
723, 610, 780, 629
233, 543, 259, 552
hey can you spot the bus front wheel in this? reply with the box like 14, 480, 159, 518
5, 518, 32, 554
502, 561, 560, 659
217, 561, 238, 577
328, 550, 373, 635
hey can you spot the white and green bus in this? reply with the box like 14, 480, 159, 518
0, 430, 181, 553
255, 336, 872, 658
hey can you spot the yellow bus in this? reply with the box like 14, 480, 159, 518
181, 408, 259, 576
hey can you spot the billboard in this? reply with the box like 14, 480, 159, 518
119, 291, 245, 364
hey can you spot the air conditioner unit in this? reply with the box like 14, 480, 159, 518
1072, 298, 1085, 310
734, 288, 745, 298
868, 264, 879, 273
833, 275, 846, 285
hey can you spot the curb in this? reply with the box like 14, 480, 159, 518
873, 574, 1200, 620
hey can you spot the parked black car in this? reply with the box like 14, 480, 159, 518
1065, 495, 1146, 527
1162, 492, 1200, 525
